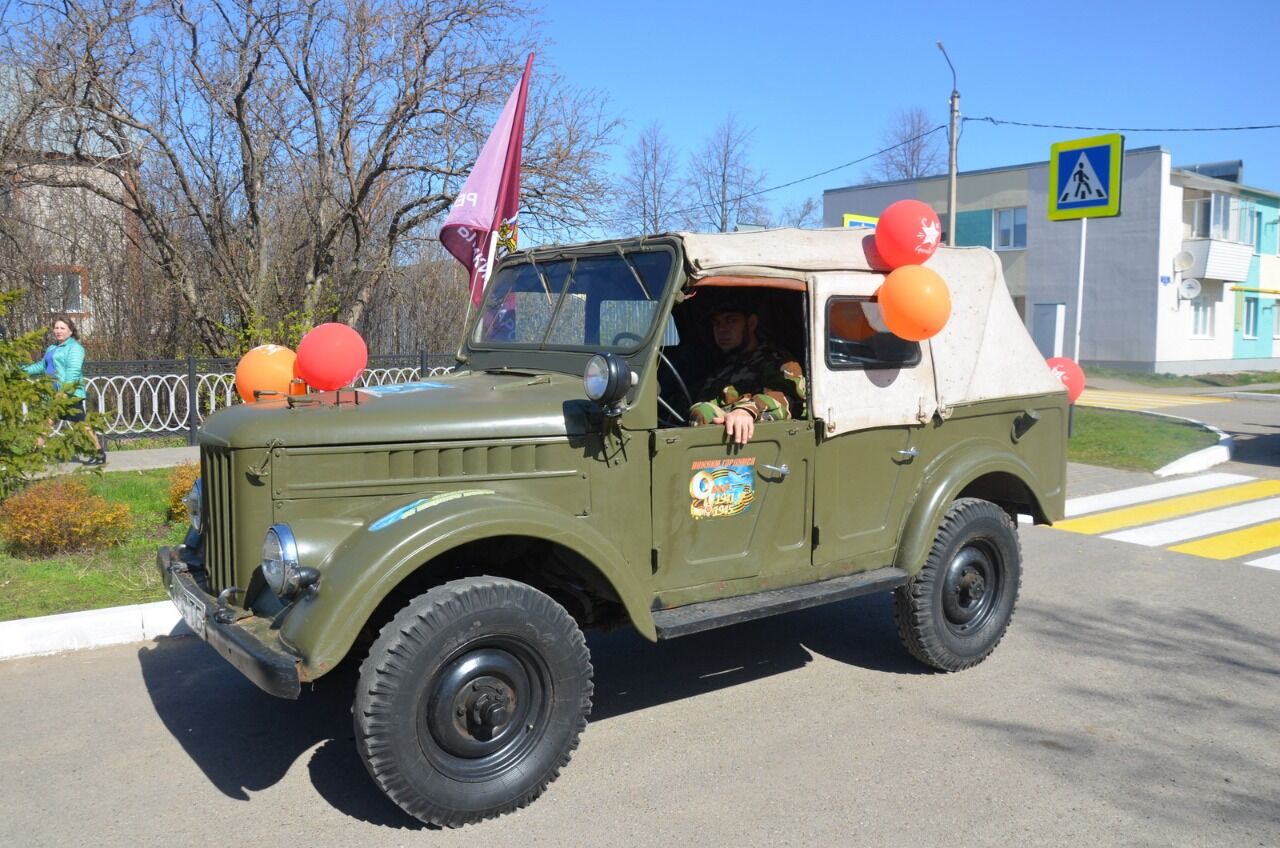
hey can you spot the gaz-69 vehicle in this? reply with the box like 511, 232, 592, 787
160, 227, 1067, 827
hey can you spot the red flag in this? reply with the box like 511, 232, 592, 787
440, 54, 533, 307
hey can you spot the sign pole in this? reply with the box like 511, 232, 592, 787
1074, 217, 1087, 360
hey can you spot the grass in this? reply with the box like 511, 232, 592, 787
0, 468, 184, 622
1068, 407, 1219, 471
1084, 365, 1280, 388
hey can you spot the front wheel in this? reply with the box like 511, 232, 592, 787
354, 576, 593, 827
894, 498, 1022, 671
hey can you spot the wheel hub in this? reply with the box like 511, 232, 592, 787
942, 545, 997, 631
426, 649, 530, 759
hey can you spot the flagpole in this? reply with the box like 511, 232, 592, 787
457, 230, 501, 354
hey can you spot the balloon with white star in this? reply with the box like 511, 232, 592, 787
873, 199, 943, 269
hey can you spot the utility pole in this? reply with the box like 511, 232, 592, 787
938, 42, 959, 247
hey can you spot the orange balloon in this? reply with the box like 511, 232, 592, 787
875, 265, 951, 341
235, 344, 297, 402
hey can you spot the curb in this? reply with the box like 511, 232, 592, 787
1142, 410, 1233, 478
1213, 391, 1280, 402
0, 601, 191, 661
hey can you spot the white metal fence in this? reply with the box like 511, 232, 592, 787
79, 358, 454, 440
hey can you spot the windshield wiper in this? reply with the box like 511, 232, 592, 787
615, 246, 652, 300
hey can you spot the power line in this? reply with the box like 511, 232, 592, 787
966, 116, 1280, 133
598, 124, 948, 229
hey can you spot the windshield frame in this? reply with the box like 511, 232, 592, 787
464, 240, 681, 361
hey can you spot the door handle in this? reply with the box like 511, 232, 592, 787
895, 447, 919, 462
761, 463, 790, 479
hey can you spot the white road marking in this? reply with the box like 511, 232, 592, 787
1245, 552, 1280, 572
1102, 499, 1280, 547
1064, 473, 1254, 517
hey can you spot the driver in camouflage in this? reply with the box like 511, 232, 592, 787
689, 295, 806, 445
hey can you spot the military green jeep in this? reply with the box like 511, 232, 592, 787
159, 228, 1067, 827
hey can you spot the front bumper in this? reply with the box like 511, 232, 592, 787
157, 546, 302, 699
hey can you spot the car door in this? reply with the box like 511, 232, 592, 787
808, 272, 938, 571
649, 418, 813, 595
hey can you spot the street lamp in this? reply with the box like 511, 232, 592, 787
937, 41, 959, 247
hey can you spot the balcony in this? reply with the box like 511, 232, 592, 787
1180, 238, 1253, 282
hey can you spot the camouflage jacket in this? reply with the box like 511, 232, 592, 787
689, 341, 806, 425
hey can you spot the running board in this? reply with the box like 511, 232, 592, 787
652, 567, 910, 640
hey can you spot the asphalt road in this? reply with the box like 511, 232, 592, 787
2, 524, 1277, 848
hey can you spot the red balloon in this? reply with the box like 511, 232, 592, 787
1046, 357, 1086, 404
235, 345, 296, 402
876, 265, 951, 341
296, 323, 369, 391
873, 199, 943, 269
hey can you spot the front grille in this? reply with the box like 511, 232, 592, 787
200, 445, 235, 592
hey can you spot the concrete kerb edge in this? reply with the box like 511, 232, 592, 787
0, 601, 193, 661
1142, 410, 1233, 478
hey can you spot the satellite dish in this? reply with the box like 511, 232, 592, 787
1179, 278, 1202, 300
1173, 251, 1195, 273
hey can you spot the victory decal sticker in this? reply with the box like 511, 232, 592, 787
689, 458, 755, 519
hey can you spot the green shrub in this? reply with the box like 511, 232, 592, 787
0, 290, 105, 499
168, 462, 200, 523
0, 478, 132, 556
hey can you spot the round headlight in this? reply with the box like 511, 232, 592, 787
583, 353, 634, 407
184, 479, 203, 534
261, 524, 299, 596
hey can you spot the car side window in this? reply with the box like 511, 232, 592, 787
826, 297, 920, 370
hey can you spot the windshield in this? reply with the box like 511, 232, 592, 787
473, 249, 673, 352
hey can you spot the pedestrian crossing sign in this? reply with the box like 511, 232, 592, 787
1048, 133, 1124, 220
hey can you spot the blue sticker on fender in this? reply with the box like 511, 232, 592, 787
370, 489, 494, 531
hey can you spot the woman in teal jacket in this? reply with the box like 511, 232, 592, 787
23, 315, 106, 464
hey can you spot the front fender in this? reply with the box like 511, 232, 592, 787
279, 493, 655, 677
893, 440, 1048, 577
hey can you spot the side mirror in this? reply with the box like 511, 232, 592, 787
584, 352, 636, 416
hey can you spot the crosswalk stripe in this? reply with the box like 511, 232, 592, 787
1076, 389, 1231, 410
1246, 553, 1280, 571
1168, 520, 1280, 560
1064, 473, 1254, 517
1103, 499, 1280, 546
1055, 480, 1280, 535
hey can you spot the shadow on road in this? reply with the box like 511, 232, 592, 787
958, 597, 1280, 837
1228, 423, 1280, 468
137, 592, 921, 827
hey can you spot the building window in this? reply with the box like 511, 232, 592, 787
40, 267, 87, 313
1243, 296, 1259, 339
1191, 295, 1214, 338
994, 207, 1026, 250
1184, 193, 1258, 244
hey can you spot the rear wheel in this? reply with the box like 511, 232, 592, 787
354, 576, 593, 827
894, 498, 1022, 671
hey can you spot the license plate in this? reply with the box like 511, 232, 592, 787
173, 580, 207, 639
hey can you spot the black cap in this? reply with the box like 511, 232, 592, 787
706, 292, 756, 317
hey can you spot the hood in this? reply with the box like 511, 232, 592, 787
200, 370, 594, 448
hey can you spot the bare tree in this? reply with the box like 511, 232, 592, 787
685, 115, 767, 233
871, 107, 945, 182
772, 196, 821, 229
5, 0, 618, 355
614, 122, 681, 235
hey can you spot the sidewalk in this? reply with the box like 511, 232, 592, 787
47, 445, 198, 476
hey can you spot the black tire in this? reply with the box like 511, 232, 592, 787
894, 498, 1022, 672
354, 576, 593, 827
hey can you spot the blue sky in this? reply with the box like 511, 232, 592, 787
534, 0, 1280, 222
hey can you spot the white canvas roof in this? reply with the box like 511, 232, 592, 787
673, 228, 1065, 434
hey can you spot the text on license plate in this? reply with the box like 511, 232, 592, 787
174, 582, 207, 638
